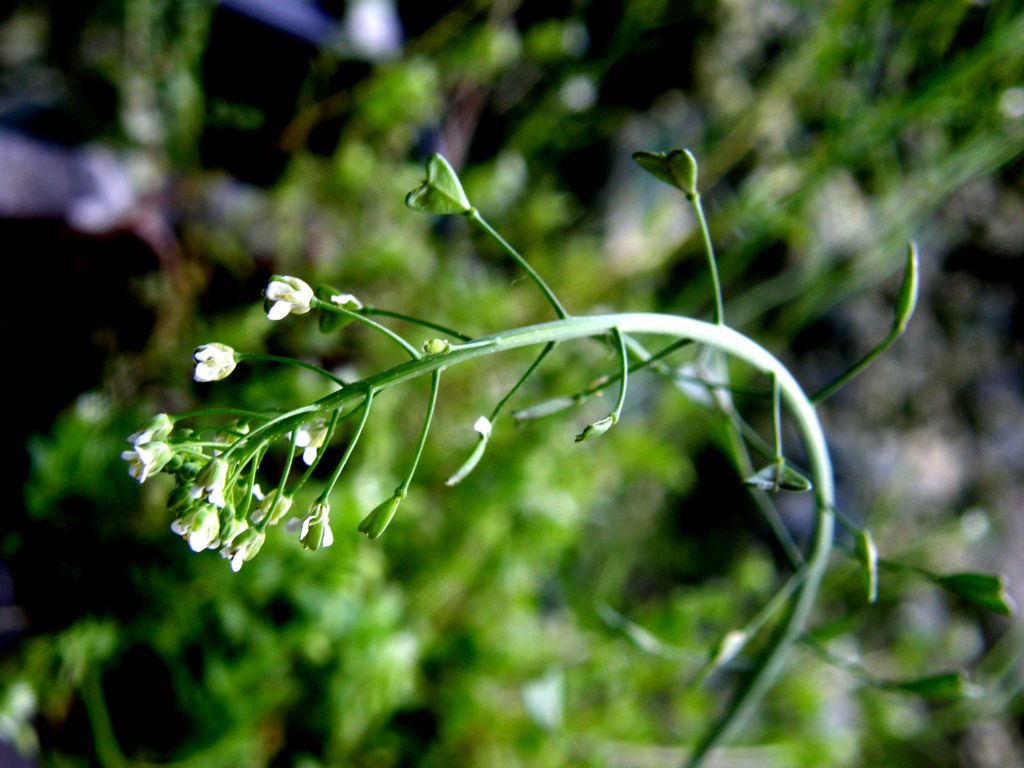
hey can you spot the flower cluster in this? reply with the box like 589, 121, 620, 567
122, 275, 346, 572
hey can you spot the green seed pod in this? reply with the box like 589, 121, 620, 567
405, 154, 472, 215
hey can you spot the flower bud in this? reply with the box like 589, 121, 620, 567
265, 275, 314, 320
574, 415, 616, 443
251, 489, 293, 526
171, 503, 221, 552
122, 441, 174, 483
220, 527, 265, 572
217, 515, 249, 550
422, 338, 450, 355
127, 413, 173, 446
193, 457, 230, 508
358, 493, 403, 539
193, 343, 237, 382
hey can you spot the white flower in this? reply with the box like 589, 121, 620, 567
194, 343, 237, 382
473, 416, 493, 438
265, 275, 314, 320
122, 441, 174, 483
220, 527, 265, 572
294, 420, 329, 465
192, 457, 230, 508
214, 516, 248, 550
170, 504, 221, 552
250, 489, 293, 526
329, 293, 363, 310
128, 413, 173, 446
299, 500, 334, 550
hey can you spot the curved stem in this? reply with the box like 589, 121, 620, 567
610, 327, 628, 422
320, 389, 375, 501
467, 208, 570, 320
489, 342, 555, 422
363, 307, 472, 342
312, 298, 421, 359
237, 353, 347, 386
208, 312, 833, 767
397, 370, 442, 496
689, 193, 725, 326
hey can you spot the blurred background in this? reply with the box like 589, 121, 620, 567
2, 1, 1023, 766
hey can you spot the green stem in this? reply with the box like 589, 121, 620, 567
397, 370, 442, 496
312, 298, 421, 359
202, 312, 832, 768
623, 337, 802, 569
237, 353, 347, 386
173, 407, 268, 422
610, 327, 628, 422
82, 668, 127, 768
467, 207, 570, 320
489, 342, 555, 422
689, 193, 725, 326
295, 407, 343, 489
811, 326, 902, 403
253, 429, 299, 533
771, 372, 783, 462
363, 307, 472, 341
319, 389, 375, 501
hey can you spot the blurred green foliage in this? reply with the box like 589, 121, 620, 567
3, 1, 1023, 766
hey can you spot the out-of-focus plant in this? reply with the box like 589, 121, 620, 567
118, 150, 1012, 767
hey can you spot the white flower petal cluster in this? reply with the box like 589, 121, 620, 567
194, 343, 237, 382
128, 413, 173, 446
299, 501, 334, 550
122, 441, 173, 483
265, 275, 314, 320
295, 421, 329, 465
251, 489, 292, 526
170, 504, 220, 552
191, 457, 230, 508
220, 528, 265, 572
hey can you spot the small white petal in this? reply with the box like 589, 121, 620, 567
473, 416, 493, 438
330, 293, 363, 309
251, 483, 265, 501
267, 301, 291, 320
194, 363, 216, 382
300, 517, 312, 539
322, 526, 334, 548
294, 428, 312, 448
230, 552, 245, 572
188, 529, 211, 552
208, 487, 226, 508
303, 446, 318, 465
170, 518, 187, 535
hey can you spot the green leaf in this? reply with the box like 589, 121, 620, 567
357, 493, 403, 539
935, 572, 1017, 616
632, 148, 699, 196
855, 529, 879, 604
881, 672, 979, 701
405, 153, 472, 215
893, 241, 920, 333
744, 462, 813, 492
